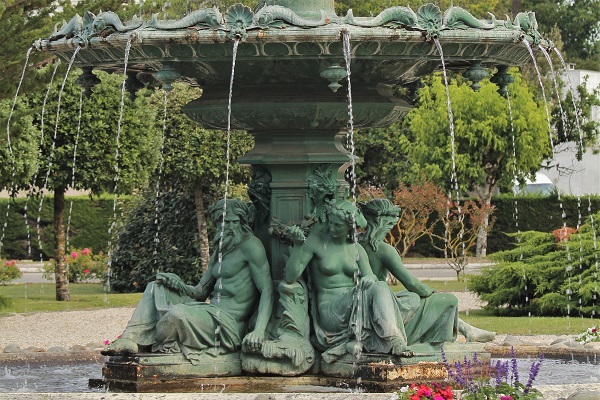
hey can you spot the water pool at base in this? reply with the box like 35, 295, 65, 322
0, 357, 598, 393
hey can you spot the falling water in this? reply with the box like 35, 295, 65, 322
342, 30, 363, 363
433, 39, 465, 265
506, 94, 531, 327
106, 38, 133, 291
539, 46, 568, 139
213, 38, 239, 373
0, 47, 33, 257
540, 46, 588, 318
23, 61, 61, 258
35, 46, 82, 264
523, 39, 555, 154
554, 47, 599, 317
524, 39, 578, 324
152, 91, 168, 274
65, 90, 84, 264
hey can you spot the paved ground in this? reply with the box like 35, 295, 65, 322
11, 260, 492, 284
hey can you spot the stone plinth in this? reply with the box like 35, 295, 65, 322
100, 343, 488, 392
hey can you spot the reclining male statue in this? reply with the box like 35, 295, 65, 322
103, 199, 274, 365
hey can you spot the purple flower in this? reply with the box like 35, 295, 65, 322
510, 347, 519, 384
525, 353, 544, 393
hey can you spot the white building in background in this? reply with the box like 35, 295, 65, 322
543, 66, 600, 196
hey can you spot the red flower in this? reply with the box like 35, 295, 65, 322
592, 327, 597, 333
84, 269, 90, 274
81, 248, 90, 256
71, 251, 78, 259
417, 384, 432, 397
410, 394, 420, 400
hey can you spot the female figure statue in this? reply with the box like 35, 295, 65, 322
285, 199, 419, 362
359, 198, 495, 344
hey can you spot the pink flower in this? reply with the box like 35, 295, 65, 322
71, 251, 78, 259
84, 269, 90, 274
592, 327, 597, 333
104, 339, 110, 345
81, 248, 90, 256
433, 395, 445, 400
500, 396, 513, 400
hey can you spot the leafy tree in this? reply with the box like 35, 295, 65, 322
401, 72, 551, 257
24, 69, 161, 300
522, 0, 600, 70
469, 213, 600, 317
152, 83, 253, 269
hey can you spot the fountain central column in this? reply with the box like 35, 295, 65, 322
240, 129, 351, 279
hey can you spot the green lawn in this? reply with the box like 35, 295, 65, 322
391, 279, 470, 293
0, 282, 591, 337
0, 283, 141, 315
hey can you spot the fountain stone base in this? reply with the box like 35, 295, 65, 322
100, 343, 488, 392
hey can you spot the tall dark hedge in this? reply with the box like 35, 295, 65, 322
0, 196, 118, 260
109, 186, 203, 293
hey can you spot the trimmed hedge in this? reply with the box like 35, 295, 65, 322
0, 195, 128, 260
488, 194, 600, 254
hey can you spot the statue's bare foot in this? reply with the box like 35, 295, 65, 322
390, 338, 414, 357
345, 340, 363, 358
459, 320, 496, 343
102, 338, 138, 355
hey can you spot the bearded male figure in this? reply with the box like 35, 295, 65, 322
103, 199, 274, 364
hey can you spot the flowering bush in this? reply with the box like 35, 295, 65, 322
442, 348, 543, 400
575, 326, 599, 344
398, 382, 453, 400
43, 248, 108, 283
0, 260, 22, 284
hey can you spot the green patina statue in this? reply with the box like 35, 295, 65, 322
284, 200, 417, 361
103, 199, 273, 364
359, 198, 495, 344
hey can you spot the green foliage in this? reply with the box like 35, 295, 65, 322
404, 73, 550, 195
42, 247, 108, 283
156, 83, 253, 193
27, 70, 160, 194
0, 259, 22, 283
0, 97, 39, 191
468, 211, 600, 316
110, 186, 203, 293
523, 0, 600, 70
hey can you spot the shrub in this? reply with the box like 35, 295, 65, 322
0, 260, 22, 284
43, 248, 108, 283
109, 186, 203, 293
468, 211, 600, 316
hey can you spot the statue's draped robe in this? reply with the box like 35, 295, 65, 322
310, 281, 458, 362
121, 282, 243, 364
311, 280, 421, 362
397, 290, 459, 345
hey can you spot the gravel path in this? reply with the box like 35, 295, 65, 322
0, 307, 134, 350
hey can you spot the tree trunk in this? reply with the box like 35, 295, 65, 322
511, 0, 521, 17
194, 181, 210, 272
53, 185, 70, 301
475, 196, 492, 258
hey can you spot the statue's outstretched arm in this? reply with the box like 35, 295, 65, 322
384, 246, 433, 297
357, 244, 378, 284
